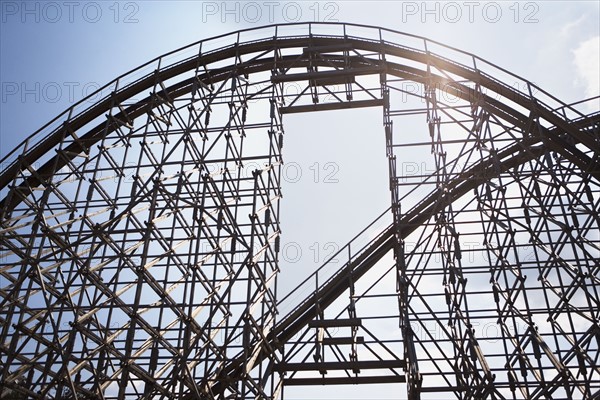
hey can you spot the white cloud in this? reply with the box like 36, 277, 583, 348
573, 36, 600, 100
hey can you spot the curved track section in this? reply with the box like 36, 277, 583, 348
0, 23, 598, 400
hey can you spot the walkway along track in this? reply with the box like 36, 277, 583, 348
2, 25, 598, 211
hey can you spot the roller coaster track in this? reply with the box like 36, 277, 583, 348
1, 23, 598, 399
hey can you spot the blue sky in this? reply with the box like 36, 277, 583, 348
2, 0, 598, 252
1, 1, 598, 157
1, 1, 599, 398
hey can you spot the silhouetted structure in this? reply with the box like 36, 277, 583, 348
1, 23, 598, 399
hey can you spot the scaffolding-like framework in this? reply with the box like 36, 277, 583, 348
1, 23, 598, 399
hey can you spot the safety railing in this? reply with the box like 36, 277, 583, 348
276, 206, 393, 319
2, 22, 594, 187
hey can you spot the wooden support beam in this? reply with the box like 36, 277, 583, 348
274, 359, 406, 372
283, 375, 406, 386
322, 336, 365, 345
271, 66, 384, 84
280, 99, 384, 114
302, 43, 354, 53
308, 318, 361, 328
